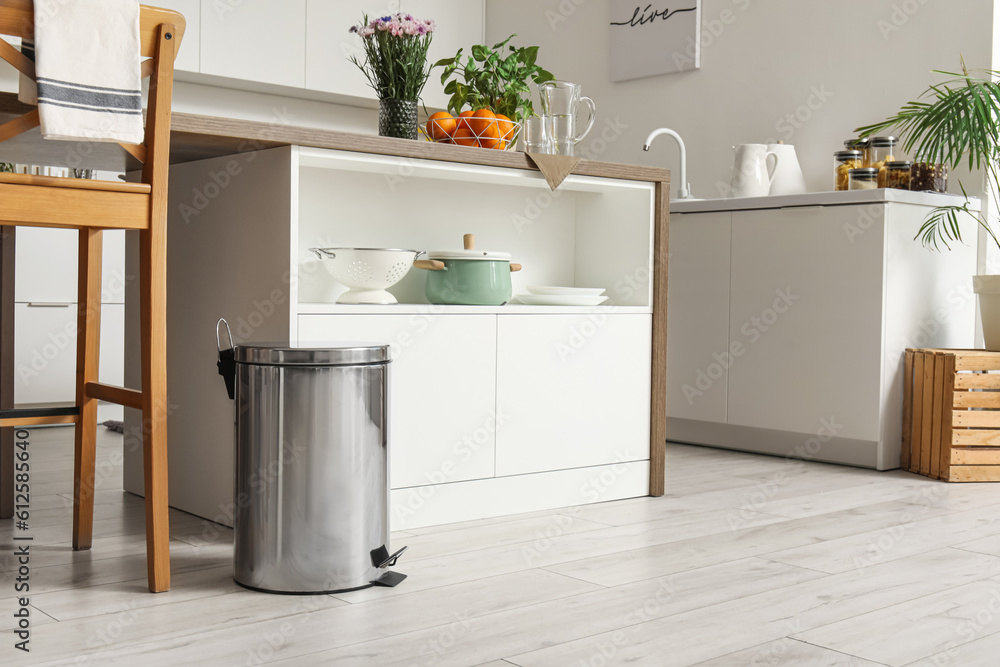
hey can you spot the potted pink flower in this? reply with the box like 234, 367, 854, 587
349, 13, 436, 139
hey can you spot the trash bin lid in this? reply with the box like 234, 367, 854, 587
235, 343, 391, 366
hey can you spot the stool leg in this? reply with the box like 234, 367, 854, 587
1, 226, 15, 520
73, 229, 102, 551
140, 223, 170, 593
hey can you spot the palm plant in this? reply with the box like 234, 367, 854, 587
856, 58, 1000, 251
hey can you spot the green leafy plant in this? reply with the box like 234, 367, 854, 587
857, 58, 1000, 251
0, 163, 13, 173
348, 13, 436, 102
434, 35, 554, 124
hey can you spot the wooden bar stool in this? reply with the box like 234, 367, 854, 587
0, 1, 184, 593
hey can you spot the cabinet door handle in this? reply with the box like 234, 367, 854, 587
26, 302, 72, 308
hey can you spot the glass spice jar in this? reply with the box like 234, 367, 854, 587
869, 136, 898, 185
834, 150, 864, 191
848, 167, 879, 191
844, 138, 871, 166
884, 161, 912, 190
910, 158, 948, 193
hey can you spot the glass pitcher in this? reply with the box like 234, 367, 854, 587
539, 81, 596, 157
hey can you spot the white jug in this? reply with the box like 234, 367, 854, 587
730, 144, 779, 198
767, 142, 807, 196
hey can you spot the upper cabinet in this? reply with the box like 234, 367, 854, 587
200, 0, 307, 88
160, 1, 484, 109
306, 0, 485, 109
151, 0, 200, 73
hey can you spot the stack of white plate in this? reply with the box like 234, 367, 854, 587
514, 286, 609, 306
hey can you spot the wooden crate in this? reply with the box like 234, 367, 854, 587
903, 349, 1000, 482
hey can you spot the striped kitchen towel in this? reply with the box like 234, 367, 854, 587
19, 0, 143, 144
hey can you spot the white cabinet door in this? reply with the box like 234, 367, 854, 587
148, 0, 200, 73
101, 230, 127, 304
14, 303, 127, 409
14, 227, 77, 304
201, 0, 306, 88
666, 212, 731, 423
15, 228, 126, 304
13, 303, 76, 405
727, 206, 885, 441
297, 313, 497, 490
97, 303, 126, 421
495, 314, 652, 476
305, 0, 484, 109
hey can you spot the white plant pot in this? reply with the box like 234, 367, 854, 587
974, 275, 1000, 350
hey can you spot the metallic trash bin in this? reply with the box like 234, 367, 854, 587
216, 323, 407, 594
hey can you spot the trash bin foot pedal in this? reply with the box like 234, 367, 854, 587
371, 545, 408, 568
371, 571, 407, 588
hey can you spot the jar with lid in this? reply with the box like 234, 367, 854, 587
884, 161, 912, 190
869, 136, 899, 186
834, 150, 864, 191
848, 167, 879, 191
844, 138, 871, 166
910, 156, 948, 193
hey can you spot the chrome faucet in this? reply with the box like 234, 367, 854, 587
643, 128, 693, 199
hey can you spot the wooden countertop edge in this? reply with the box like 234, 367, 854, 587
170, 112, 672, 184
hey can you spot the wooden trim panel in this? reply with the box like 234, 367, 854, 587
648, 181, 670, 496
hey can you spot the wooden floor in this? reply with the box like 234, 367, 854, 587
3, 428, 1000, 666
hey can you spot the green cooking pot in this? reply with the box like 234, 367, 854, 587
415, 234, 522, 305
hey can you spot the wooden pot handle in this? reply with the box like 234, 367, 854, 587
509, 263, 522, 272
464, 233, 475, 250
414, 259, 445, 271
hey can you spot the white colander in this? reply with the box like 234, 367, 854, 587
310, 248, 418, 304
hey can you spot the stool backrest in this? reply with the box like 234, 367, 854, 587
0, 1, 186, 181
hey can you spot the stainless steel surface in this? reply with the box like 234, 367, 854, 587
233, 349, 391, 593
309, 247, 419, 258
235, 345, 391, 366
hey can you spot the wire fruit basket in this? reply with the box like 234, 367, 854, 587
421, 112, 521, 150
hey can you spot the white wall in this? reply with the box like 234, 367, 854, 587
485, 0, 996, 201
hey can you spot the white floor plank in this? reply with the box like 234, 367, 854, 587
793, 574, 1000, 666
507, 549, 1000, 666
690, 638, 889, 666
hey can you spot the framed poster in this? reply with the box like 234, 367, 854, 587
609, 1, 702, 82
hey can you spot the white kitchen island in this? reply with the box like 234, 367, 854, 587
668, 190, 980, 470
118, 123, 669, 531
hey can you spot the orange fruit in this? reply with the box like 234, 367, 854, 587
480, 136, 501, 149
453, 126, 479, 147
468, 109, 498, 140
456, 109, 475, 132
426, 111, 457, 142
495, 114, 515, 142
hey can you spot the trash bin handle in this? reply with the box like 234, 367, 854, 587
216, 318, 234, 353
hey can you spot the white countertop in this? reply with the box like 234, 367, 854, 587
671, 189, 981, 214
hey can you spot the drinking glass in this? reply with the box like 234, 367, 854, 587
538, 81, 596, 157
523, 115, 551, 154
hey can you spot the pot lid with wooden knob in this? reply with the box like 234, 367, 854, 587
425, 233, 512, 261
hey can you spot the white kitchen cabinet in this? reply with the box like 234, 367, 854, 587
200, 0, 306, 88
136, 141, 665, 530
14, 303, 125, 421
727, 206, 884, 441
665, 212, 731, 424
298, 313, 498, 489
305, 0, 485, 110
495, 314, 651, 476
15, 229, 125, 304
12, 227, 125, 419
667, 192, 978, 470
147, 0, 200, 73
